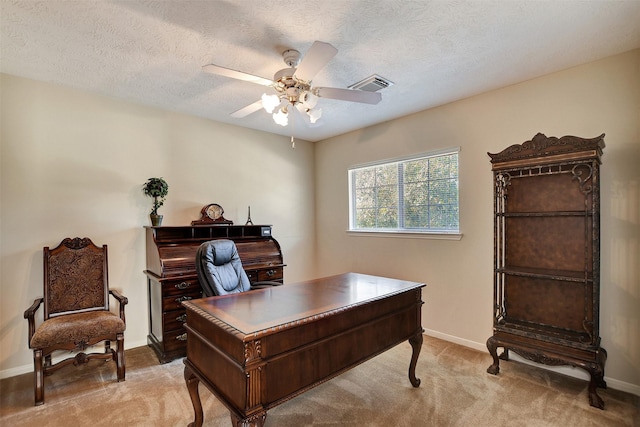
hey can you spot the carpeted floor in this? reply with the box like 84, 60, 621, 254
1, 335, 638, 426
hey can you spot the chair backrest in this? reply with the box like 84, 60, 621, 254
44, 237, 109, 319
196, 239, 251, 297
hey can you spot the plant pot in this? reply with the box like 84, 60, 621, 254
150, 214, 163, 226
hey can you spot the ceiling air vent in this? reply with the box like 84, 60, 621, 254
348, 74, 394, 92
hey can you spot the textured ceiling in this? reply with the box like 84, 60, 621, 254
2, 1, 640, 142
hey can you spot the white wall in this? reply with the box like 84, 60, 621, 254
0, 74, 316, 377
314, 49, 640, 393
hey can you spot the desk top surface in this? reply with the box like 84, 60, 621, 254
183, 272, 424, 335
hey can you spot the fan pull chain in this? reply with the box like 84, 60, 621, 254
290, 107, 296, 148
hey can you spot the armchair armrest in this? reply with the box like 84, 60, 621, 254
250, 281, 284, 290
23, 298, 44, 347
109, 289, 128, 322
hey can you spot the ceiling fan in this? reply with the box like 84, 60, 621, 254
202, 41, 382, 128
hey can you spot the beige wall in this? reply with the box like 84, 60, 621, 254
0, 74, 316, 376
314, 49, 640, 393
1, 49, 638, 395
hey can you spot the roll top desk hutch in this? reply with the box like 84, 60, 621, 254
144, 224, 285, 363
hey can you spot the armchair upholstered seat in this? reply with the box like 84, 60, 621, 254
195, 239, 282, 297
23, 237, 127, 406
29, 310, 125, 349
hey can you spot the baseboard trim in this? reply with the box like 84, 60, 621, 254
0, 338, 149, 380
423, 329, 640, 397
424, 328, 487, 352
5, 332, 640, 397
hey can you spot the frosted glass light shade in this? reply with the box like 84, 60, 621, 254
261, 93, 280, 113
273, 108, 288, 126
308, 108, 322, 123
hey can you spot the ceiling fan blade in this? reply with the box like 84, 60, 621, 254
230, 100, 264, 118
202, 64, 273, 87
294, 41, 338, 82
315, 87, 382, 104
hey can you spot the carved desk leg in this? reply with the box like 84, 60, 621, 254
184, 364, 203, 427
486, 336, 500, 375
408, 332, 422, 387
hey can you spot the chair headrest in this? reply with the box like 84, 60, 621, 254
206, 239, 237, 266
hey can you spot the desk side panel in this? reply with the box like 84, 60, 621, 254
184, 308, 249, 413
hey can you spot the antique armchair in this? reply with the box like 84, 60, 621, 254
195, 239, 282, 297
23, 237, 128, 406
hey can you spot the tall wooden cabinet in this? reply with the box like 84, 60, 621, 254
486, 133, 607, 409
144, 224, 285, 363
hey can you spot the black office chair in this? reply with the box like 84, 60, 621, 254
195, 239, 282, 297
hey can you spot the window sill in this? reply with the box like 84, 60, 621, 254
346, 230, 463, 240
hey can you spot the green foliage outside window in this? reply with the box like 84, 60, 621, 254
350, 151, 459, 232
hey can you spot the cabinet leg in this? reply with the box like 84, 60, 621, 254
184, 364, 203, 427
587, 348, 607, 409
408, 332, 422, 387
499, 348, 510, 361
486, 336, 500, 375
588, 377, 605, 410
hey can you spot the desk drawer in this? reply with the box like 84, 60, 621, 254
246, 270, 258, 283
258, 267, 283, 282
164, 309, 188, 332
162, 289, 202, 311
162, 278, 200, 296
163, 328, 188, 352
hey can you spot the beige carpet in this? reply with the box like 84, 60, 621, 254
1, 335, 638, 426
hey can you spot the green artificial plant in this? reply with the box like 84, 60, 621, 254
143, 177, 169, 215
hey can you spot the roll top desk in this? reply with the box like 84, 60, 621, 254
144, 225, 285, 363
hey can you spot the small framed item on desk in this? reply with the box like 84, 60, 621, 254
191, 203, 233, 225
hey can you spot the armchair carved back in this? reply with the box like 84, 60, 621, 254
44, 237, 109, 319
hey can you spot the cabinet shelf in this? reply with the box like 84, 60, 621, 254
495, 320, 593, 348
498, 266, 592, 283
145, 225, 272, 243
499, 211, 593, 217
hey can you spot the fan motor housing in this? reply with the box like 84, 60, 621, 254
282, 49, 301, 67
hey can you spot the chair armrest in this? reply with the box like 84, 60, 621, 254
109, 289, 128, 322
23, 298, 43, 347
250, 281, 284, 290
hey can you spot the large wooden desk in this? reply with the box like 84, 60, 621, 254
182, 272, 425, 427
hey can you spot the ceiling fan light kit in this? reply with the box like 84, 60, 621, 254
202, 40, 384, 131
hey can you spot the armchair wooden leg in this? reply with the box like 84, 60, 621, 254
33, 349, 44, 406
115, 332, 125, 382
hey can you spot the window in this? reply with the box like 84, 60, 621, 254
348, 148, 459, 236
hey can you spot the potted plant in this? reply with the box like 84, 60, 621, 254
143, 177, 169, 226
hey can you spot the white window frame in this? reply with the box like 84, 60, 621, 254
347, 147, 462, 240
